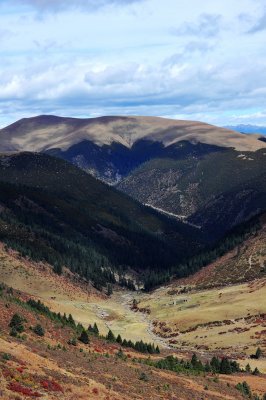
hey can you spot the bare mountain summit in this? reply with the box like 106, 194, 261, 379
1, 115, 265, 153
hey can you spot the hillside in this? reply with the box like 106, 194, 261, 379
118, 148, 266, 239
179, 213, 266, 289
2, 284, 264, 400
133, 217, 266, 371
0, 152, 202, 290
0, 245, 266, 399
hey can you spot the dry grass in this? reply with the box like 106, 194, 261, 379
2, 115, 265, 152
0, 242, 265, 398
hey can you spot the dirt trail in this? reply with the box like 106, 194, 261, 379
119, 292, 170, 348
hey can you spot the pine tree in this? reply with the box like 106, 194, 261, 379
245, 364, 251, 373
220, 358, 232, 375
68, 314, 75, 326
242, 381, 252, 397
79, 330, 90, 344
252, 367, 260, 376
147, 343, 153, 354
205, 362, 211, 372
107, 284, 113, 296
106, 329, 115, 342
255, 347, 262, 359
191, 354, 198, 367
77, 323, 84, 333
93, 323, 99, 336
210, 356, 220, 373
116, 334, 122, 344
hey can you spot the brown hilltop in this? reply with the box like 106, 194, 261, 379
0, 115, 265, 152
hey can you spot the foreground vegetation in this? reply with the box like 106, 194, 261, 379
1, 281, 265, 399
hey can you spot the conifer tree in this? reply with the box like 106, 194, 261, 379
106, 329, 115, 342
116, 334, 122, 344
68, 314, 75, 326
93, 323, 99, 336
79, 330, 90, 345
107, 284, 113, 296
255, 347, 262, 359
220, 358, 232, 375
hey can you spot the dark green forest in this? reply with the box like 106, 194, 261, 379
0, 152, 264, 291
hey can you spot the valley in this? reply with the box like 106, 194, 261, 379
1, 238, 266, 399
0, 243, 161, 345
0, 215, 265, 373
2, 0, 266, 397
0, 115, 265, 399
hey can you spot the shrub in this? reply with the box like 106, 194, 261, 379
116, 348, 126, 360
33, 324, 45, 337
8, 382, 41, 397
236, 381, 252, 398
139, 372, 149, 381
68, 337, 77, 346
10, 326, 18, 337
40, 379, 63, 392
9, 313, 25, 334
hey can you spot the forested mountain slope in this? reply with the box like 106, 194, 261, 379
0, 152, 202, 289
118, 148, 266, 240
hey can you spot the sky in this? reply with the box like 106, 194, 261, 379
0, 0, 266, 128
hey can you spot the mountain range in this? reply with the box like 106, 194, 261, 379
1, 115, 265, 242
225, 124, 266, 135
0, 115, 266, 399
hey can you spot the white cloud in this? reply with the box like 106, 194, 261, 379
248, 9, 266, 33
0, 0, 266, 127
4, 0, 143, 12
171, 13, 223, 38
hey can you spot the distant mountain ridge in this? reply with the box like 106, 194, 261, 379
225, 124, 266, 135
1, 115, 265, 153
1, 115, 265, 186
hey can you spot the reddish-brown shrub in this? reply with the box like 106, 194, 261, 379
8, 382, 42, 397
2, 368, 14, 379
40, 379, 63, 392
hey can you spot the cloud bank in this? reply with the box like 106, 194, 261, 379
0, 0, 266, 127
